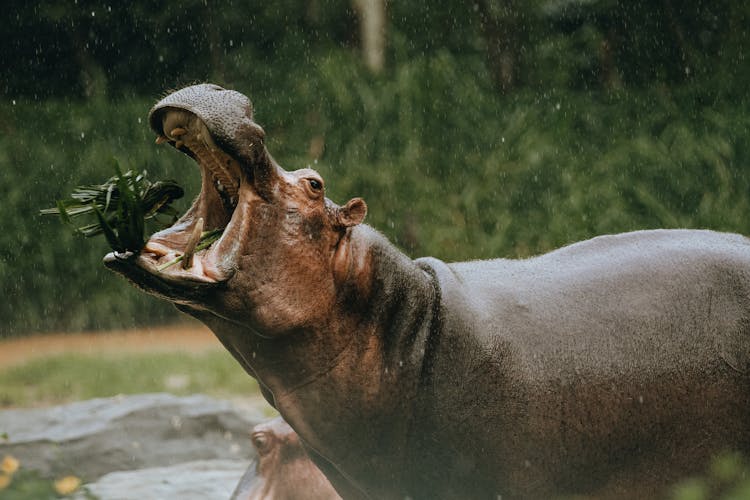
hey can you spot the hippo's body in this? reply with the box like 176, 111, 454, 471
105, 84, 750, 499
409, 228, 750, 498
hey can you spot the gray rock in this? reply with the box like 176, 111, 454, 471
0, 393, 261, 481
75, 459, 250, 500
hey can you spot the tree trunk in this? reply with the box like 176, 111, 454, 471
204, 5, 226, 84
353, 0, 386, 74
70, 27, 107, 100
476, 0, 521, 94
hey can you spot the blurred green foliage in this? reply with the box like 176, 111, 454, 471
0, 469, 60, 500
672, 453, 750, 500
1, 1, 749, 335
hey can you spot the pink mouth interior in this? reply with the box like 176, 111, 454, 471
138, 108, 251, 284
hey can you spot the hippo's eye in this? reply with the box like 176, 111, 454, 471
252, 432, 271, 455
308, 178, 323, 191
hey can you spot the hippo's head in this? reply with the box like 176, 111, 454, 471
104, 84, 367, 334
232, 417, 340, 500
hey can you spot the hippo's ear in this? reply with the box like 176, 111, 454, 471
335, 198, 367, 228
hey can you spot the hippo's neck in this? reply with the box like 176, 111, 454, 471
280, 225, 439, 494
201, 225, 439, 493
212, 226, 435, 383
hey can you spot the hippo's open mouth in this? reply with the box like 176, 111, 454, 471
104, 84, 268, 294
139, 109, 246, 282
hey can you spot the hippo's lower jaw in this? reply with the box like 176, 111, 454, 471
103, 250, 226, 304
104, 106, 262, 291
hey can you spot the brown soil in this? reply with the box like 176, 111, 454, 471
0, 321, 220, 369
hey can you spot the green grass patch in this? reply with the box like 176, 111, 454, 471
0, 470, 59, 500
0, 351, 261, 409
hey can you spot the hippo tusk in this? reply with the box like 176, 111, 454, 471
170, 127, 187, 137
155, 135, 168, 144
182, 217, 204, 269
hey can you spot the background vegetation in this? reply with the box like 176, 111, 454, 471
1, 0, 749, 336
0, 350, 260, 408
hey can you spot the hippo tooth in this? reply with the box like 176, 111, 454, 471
155, 135, 168, 145
175, 140, 184, 149
195, 121, 239, 199
182, 217, 204, 270
170, 127, 187, 137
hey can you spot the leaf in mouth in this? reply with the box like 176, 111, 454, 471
40, 160, 186, 254
155, 228, 224, 271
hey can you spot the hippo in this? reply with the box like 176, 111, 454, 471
231, 417, 340, 500
105, 83, 750, 499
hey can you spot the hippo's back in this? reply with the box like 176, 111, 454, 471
442, 229, 750, 374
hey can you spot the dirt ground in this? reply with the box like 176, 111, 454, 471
0, 321, 220, 368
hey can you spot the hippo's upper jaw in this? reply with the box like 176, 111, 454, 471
104, 84, 272, 298
104, 84, 367, 318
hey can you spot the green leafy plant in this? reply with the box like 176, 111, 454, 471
40, 162, 184, 254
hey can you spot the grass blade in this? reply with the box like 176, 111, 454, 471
41, 161, 185, 254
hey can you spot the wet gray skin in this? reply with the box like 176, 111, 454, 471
105, 84, 750, 500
